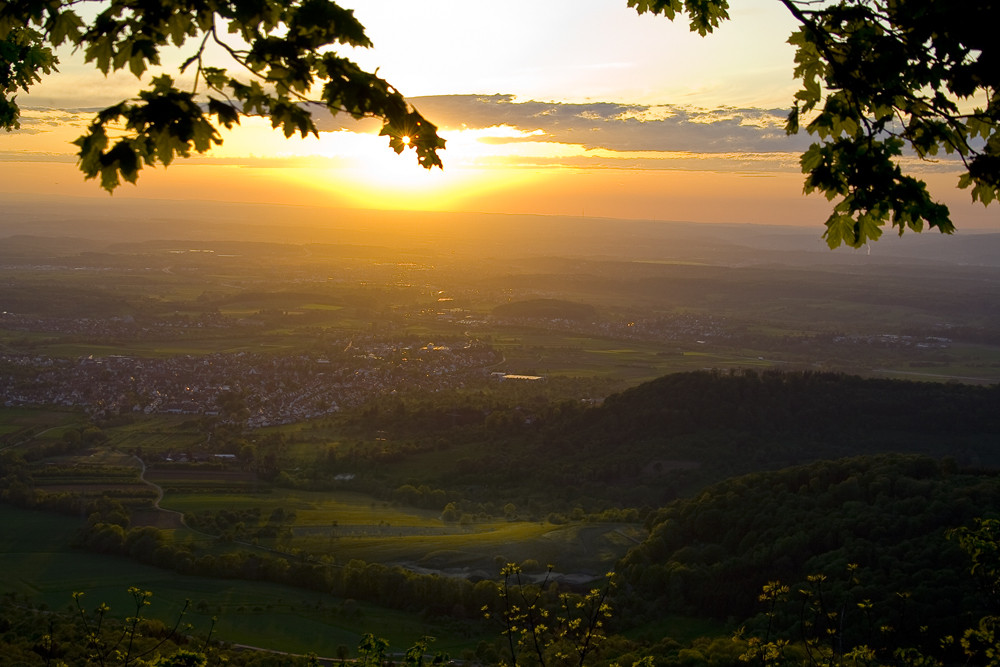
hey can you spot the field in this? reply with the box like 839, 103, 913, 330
149, 482, 639, 576
0, 505, 489, 656
0, 409, 83, 447
0, 416, 640, 648
0, 444, 636, 657
100, 417, 209, 453
4, 220, 1000, 386
489, 329, 779, 384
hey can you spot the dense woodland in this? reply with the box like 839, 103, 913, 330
299, 370, 1000, 511
620, 455, 996, 636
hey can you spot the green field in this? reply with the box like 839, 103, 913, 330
102, 417, 207, 453
0, 505, 487, 656
158, 487, 640, 575
487, 328, 785, 384
0, 408, 83, 452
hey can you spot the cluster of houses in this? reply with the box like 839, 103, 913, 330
0, 339, 501, 427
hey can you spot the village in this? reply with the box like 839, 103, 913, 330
0, 338, 502, 427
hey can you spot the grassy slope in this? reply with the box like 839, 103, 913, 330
0, 505, 486, 656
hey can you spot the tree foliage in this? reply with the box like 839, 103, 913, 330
736, 521, 1000, 667
486, 563, 616, 667
630, 0, 1000, 247
617, 454, 1000, 643
0, 0, 444, 191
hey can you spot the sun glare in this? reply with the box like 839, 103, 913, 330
274, 126, 570, 211
293, 131, 479, 209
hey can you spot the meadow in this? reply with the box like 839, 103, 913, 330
0, 505, 479, 656
156, 486, 639, 575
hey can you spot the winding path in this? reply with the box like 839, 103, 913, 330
130, 456, 317, 559
132, 455, 188, 529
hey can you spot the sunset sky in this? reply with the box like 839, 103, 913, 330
1, 0, 994, 229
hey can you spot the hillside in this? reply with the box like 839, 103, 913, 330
517, 370, 1000, 502
616, 454, 1000, 651
310, 369, 1000, 517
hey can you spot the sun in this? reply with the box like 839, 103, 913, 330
295, 130, 507, 210
206, 120, 567, 213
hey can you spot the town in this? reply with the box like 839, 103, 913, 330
1, 335, 501, 426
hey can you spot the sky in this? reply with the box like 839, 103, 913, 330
1, 0, 995, 230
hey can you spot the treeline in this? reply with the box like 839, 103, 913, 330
184, 506, 297, 541
617, 454, 999, 650
271, 370, 1000, 513
522, 369, 1000, 501
75, 501, 503, 620
491, 298, 598, 321
593, 370, 1000, 440
0, 434, 155, 516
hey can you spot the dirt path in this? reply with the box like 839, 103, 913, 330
132, 455, 188, 529
129, 457, 311, 559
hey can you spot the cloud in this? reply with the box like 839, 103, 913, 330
25, 94, 808, 156
15, 95, 964, 175
311, 94, 815, 154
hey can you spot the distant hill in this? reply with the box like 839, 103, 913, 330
503, 370, 1000, 504
492, 299, 597, 321
404, 371, 1000, 513
5, 193, 1000, 268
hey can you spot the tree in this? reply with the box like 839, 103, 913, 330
734, 521, 1000, 667
630, 0, 999, 247
486, 563, 615, 667
0, 0, 445, 191
72, 587, 199, 666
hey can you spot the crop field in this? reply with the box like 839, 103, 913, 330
1, 469, 624, 654
0, 410, 87, 453
27, 453, 158, 507
488, 329, 780, 384
855, 343, 1000, 384
0, 407, 81, 432
146, 468, 263, 493
161, 488, 449, 525
103, 419, 207, 454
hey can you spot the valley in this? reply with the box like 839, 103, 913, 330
2, 201, 1000, 664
